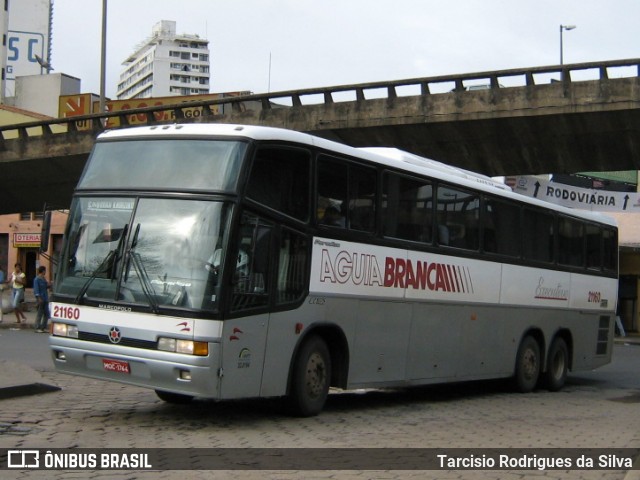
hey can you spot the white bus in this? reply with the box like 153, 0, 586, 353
48, 124, 618, 416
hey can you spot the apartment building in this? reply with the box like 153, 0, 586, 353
116, 20, 210, 100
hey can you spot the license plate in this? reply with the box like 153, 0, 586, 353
102, 358, 130, 374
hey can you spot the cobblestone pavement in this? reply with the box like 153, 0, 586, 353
1, 353, 640, 480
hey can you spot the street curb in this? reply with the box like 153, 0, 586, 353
0, 383, 61, 400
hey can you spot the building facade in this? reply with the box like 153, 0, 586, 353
2, 0, 53, 99
0, 104, 68, 287
0, 210, 66, 288
116, 20, 210, 100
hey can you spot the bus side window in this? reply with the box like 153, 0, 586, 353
230, 214, 272, 312
436, 185, 480, 250
246, 147, 311, 222
483, 197, 521, 257
523, 208, 555, 264
277, 229, 308, 304
382, 172, 433, 243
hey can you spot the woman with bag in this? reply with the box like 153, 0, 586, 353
10, 263, 27, 323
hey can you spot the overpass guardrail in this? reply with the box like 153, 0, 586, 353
1, 58, 639, 143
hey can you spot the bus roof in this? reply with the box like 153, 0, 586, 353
97, 124, 617, 228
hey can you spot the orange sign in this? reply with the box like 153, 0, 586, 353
58, 94, 99, 117
58, 91, 251, 131
97, 94, 223, 128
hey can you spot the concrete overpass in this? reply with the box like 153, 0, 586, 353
1, 58, 640, 215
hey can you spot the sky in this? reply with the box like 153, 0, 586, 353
50, 0, 640, 99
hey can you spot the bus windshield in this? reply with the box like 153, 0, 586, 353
55, 197, 232, 313
78, 139, 247, 191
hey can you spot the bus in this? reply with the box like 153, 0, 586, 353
48, 123, 618, 416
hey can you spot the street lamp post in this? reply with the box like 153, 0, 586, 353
559, 24, 576, 65
99, 0, 108, 114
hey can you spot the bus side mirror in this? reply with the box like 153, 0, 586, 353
40, 210, 52, 253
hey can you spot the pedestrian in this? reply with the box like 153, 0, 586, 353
10, 263, 27, 323
33, 265, 50, 333
0, 265, 5, 323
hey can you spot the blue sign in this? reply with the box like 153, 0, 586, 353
7, 30, 46, 80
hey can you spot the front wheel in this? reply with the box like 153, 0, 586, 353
513, 335, 540, 393
543, 337, 568, 391
287, 335, 331, 417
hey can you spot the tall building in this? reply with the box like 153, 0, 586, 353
117, 20, 210, 100
2, 0, 53, 99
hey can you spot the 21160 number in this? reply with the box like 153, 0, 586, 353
53, 305, 80, 320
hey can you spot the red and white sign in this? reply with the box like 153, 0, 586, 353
13, 233, 41, 247
310, 237, 617, 311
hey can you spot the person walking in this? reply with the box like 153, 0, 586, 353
0, 265, 5, 324
33, 265, 50, 333
10, 263, 27, 323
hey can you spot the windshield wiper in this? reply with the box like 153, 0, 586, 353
125, 224, 159, 314
74, 224, 128, 304
128, 250, 160, 314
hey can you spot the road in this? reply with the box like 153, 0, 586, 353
0, 328, 639, 479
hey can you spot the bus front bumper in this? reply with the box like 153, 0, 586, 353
49, 336, 222, 398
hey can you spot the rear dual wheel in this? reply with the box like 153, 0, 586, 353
513, 335, 540, 393
542, 337, 568, 391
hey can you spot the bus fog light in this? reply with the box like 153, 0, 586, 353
179, 370, 192, 381
55, 351, 66, 361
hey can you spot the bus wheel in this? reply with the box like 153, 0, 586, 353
513, 335, 540, 393
155, 390, 194, 404
543, 337, 568, 391
288, 335, 331, 417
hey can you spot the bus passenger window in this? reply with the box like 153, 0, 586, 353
316, 156, 376, 233
523, 209, 554, 263
586, 224, 602, 270
246, 147, 311, 221
382, 173, 433, 243
483, 198, 521, 257
436, 185, 480, 250
317, 158, 348, 229
603, 228, 618, 272
558, 217, 584, 267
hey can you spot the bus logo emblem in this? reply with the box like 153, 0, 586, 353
108, 327, 122, 344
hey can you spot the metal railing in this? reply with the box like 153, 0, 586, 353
1, 58, 638, 142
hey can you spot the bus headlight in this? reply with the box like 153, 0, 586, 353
52, 322, 79, 338
157, 337, 208, 356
